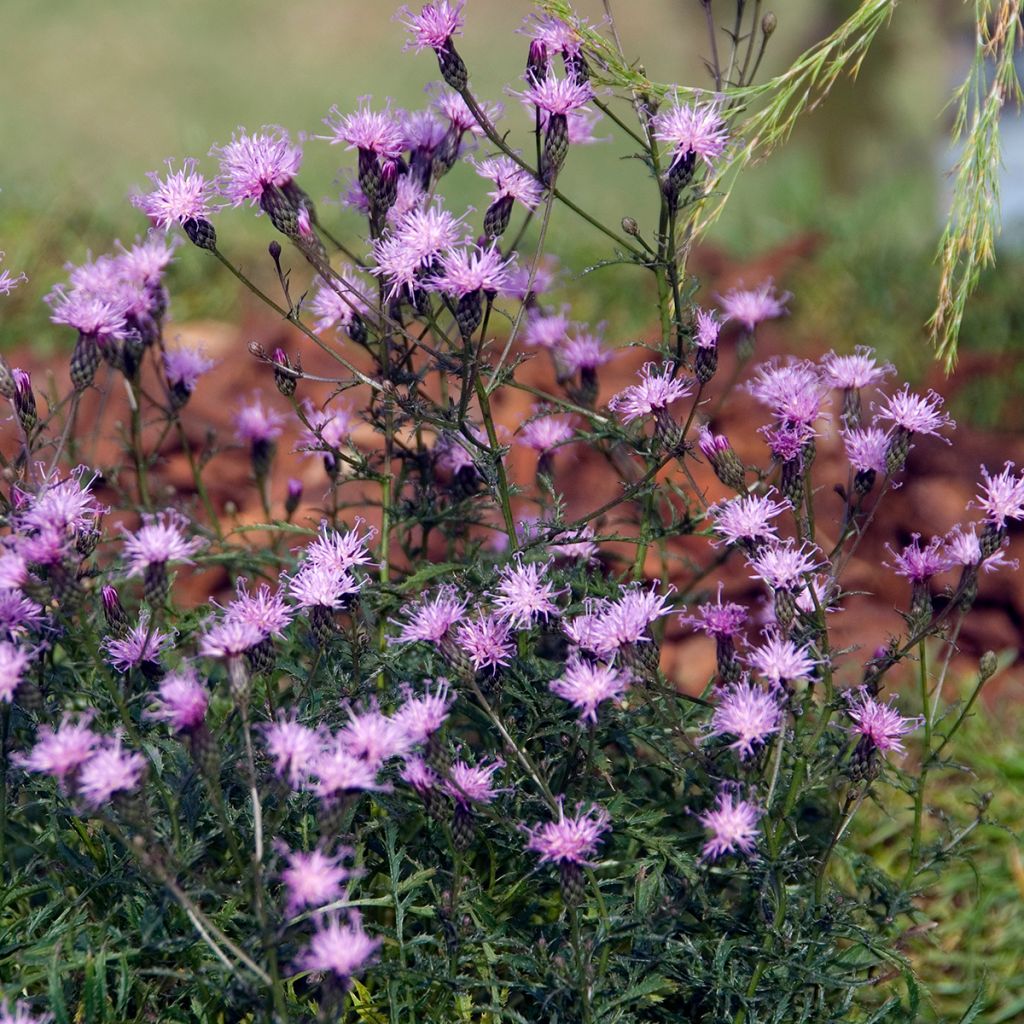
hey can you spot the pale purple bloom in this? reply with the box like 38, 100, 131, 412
0, 550, 27, 591
46, 288, 130, 343
491, 558, 561, 628
0, 999, 53, 1024
473, 156, 544, 210
844, 689, 920, 755
0, 590, 44, 637
875, 386, 954, 440
234, 392, 285, 444
15, 713, 99, 788
309, 270, 371, 331
746, 359, 827, 427
762, 423, 815, 464
679, 584, 749, 638
550, 659, 630, 723
340, 705, 412, 766
295, 912, 380, 982
0, 642, 31, 703
429, 85, 503, 135
398, 1, 464, 50
0, 252, 27, 296
77, 733, 147, 807
116, 233, 178, 289
707, 680, 783, 759
444, 755, 505, 806
697, 424, 731, 460
547, 525, 600, 562
371, 233, 425, 300
747, 539, 823, 591
842, 427, 890, 474
298, 400, 355, 456
287, 564, 363, 610
302, 520, 377, 576
518, 413, 575, 454
821, 347, 894, 389
519, 72, 593, 115
311, 738, 389, 798
596, 584, 675, 652
198, 617, 265, 659
393, 586, 467, 643
524, 309, 570, 349
651, 100, 728, 169
520, 11, 586, 55
18, 466, 106, 537
562, 604, 610, 655
746, 632, 819, 685
262, 712, 322, 789
719, 281, 790, 332
698, 790, 762, 860
607, 361, 693, 424
103, 611, 173, 672
281, 846, 352, 916
708, 491, 790, 547
454, 614, 514, 672
164, 344, 216, 392
211, 126, 302, 206
147, 668, 209, 733
133, 159, 216, 230
121, 509, 205, 576
524, 801, 610, 866
323, 100, 405, 157
945, 523, 1017, 573
558, 328, 612, 374
886, 534, 952, 582
428, 243, 517, 296
393, 678, 453, 744
219, 577, 293, 637
973, 462, 1024, 527
401, 755, 439, 794
694, 307, 721, 348
401, 109, 447, 152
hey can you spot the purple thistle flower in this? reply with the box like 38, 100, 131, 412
842, 426, 891, 474
211, 126, 302, 207
694, 307, 721, 348
393, 678, 454, 745
0, 999, 53, 1024
115, 233, 178, 289
747, 538, 823, 592
444, 755, 505, 806
77, 733, 146, 807
401, 108, 447, 152
295, 912, 380, 983
133, 158, 216, 230
198, 617, 265, 659
607, 361, 694, 424
524, 308, 571, 349
164, 344, 216, 393
0, 253, 27, 296
398, 1, 464, 50
844, 689, 920, 756
393, 586, 467, 643
429, 85, 503, 135
18, 466, 106, 537
562, 603, 609, 655
519, 72, 593, 115
15, 713, 99, 789
370, 233, 426, 300
401, 754, 439, 794
46, 287, 130, 344
973, 462, 1024, 528
518, 413, 575, 454
146, 669, 209, 733
558, 328, 612, 375
323, 100, 405, 157
428, 243, 517, 296
548, 524, 600, 562
679, 584, 749, 639
103, 611, 173, 673
288, 564, 363, 610
454, 614, 515, 673
0, 549, 28, 592
945, 523, 1017, 573
719, 280, 790, 332
234, 392, 285, 445
262, 712, 322, 789
0, 590, 44, 637
311, 737, 389, 799
302, 520, 377, 576
473, 156, 544, 210
706, 680, 783, 759
297, 400, 355, 458
309, 270, 372, 331
219, 577, 293, 637
875, 386, 954, 440
121, 509, 205, 577
340, 704, 412, 767
708, 491, 790, 548
281, 845, 352, 916
697, 790, 762, 860
746, 631, 819, 685
596, 583, 675, 653
0, 642, 31, 703
651, 100, 728, 169
491, 558, 562, 628
746, 359, 828, 427
524, 801, 610, 866
550, 659, 630, 723
520, 11, 586, 54
821, 346, 894, 389
885, 534, 953, 582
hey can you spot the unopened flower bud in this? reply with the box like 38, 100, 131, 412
0, 355, 15, 399
979, 650, 998, 681
268, 240, 282, 262
762, 12, 778, 36
102, 585, 130, 634
285, 478, 303, 516
621, 216, 640, 236
183, 217, 217, 251
70, 333, 101, 392
541, 113, 569, 186
273, 348, 298, 397
526, 39, 549, 85
12, 369, 37, 436
436, 39, 468, 90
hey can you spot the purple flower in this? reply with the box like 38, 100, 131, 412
844, 689, 920, 755
121, 509, 205, 576
491, 558, 562, 628
886, 534, 952, 582
821, 347, 894, 389
287, 563, 363, 610
234, 392, 285, 445
0, 1000, 52, 1024
311, 738, 389, 799
746, 631, 819, 685
147, 668, 208, 733
393, 586, 467, 643
719, 280, 790, 332
708, 491, 790, 547
198, 617, 265, 659
607, 362, 693, 424
973, 462, 1024, 528
429, 85, 503, 135
281, 845, 352, 916
15, 713, 99, 789
164, 344, 216, 393
651, 100, 728, 169
473, 156, 544, 210
393, 678, 454, 744
400, 755, 439, 794
116, 233, 178, 289
519, 11, 586, 55
133, 158, 216, 230
524, 801, 610, 866
340, 704, 412, 767
0, 642, 31, 703
46, 288, 130, 343
746, 359, 828, 427
218, 577, 293, 638
309, 270, 372, 331
0, 590, 44, 637
519, 72, 593, 115
0, 253, 27, 296
18, 466, 106, 537
262, 711, 322, 789
875, 386, 954, 440
694, 307, 721, 348
302, 520, 377, 576
103, 611, 174, 673
444, 755, 505, 806
211, 126, 302, 206
77, 733, 147, 807
518, 412, 575, 454
697, 790, 762, 860
558, 328, 612, 374
550, 659, 630, 723
595, 584, 675, 653
679, 584, 749, 639
747, 538, 823, 592
398, 1, 464, 50
842, 427, 891, 474
428, 243, 517, 296
945, 523, 1017, 573
524, 309, 570, 349
295, 912, 380, 983
323, 100, 405, 158
706, 680, 783, 759
454, 614, 515, 673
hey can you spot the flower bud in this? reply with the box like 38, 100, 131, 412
979, 650, 998, 681
762, 12, 778, 36
0, 355, 15, 399
436, 39, 468, 90
621, 216, 640, 236
183, 217, 217, 251
12, 370, 37, 436
285, 478, 303, 517
273, 348, 299, 397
